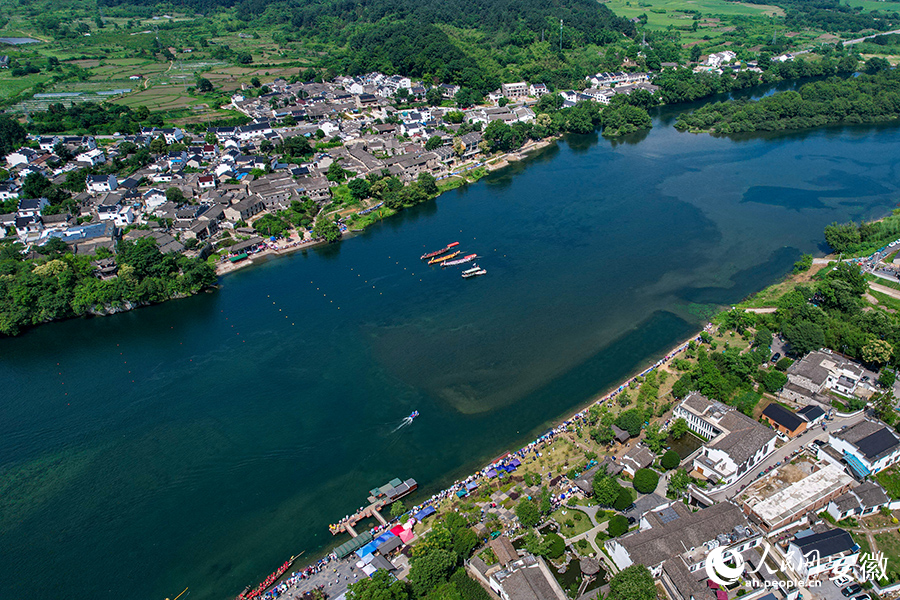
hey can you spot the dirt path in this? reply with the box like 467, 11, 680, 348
870, 282, 900, 300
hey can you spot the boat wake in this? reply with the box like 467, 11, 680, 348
390, 411, 419, 433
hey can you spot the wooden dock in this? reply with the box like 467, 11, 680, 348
330, 500, 387, 536
329, 477, 418, 536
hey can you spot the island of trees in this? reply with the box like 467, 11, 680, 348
673, 63, 900, 135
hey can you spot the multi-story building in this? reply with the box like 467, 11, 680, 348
674, 392, 776, 486
829, 419, 900, 477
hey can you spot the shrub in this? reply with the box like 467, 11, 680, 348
633, 468, 660, 494
613, 487, 634, 511
661, 450, 680, 470
608, 514, 629, 537
545, 532, 565, 559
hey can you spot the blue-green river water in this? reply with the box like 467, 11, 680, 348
2, 108, 900, 600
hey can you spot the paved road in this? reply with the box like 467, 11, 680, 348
843, 29, 900, 45
706, 411, 866, 503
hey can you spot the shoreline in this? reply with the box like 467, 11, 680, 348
215, 135, 561, 280
248, 321, 713, 600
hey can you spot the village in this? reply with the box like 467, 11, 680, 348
0, 54, 787, 272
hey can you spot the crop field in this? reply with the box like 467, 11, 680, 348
603, 0, 786, 45
844, 0, 900, 11
113, 85, 204, 111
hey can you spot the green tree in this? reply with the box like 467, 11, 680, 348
0, 114, 27, 159
197, 78, 214, 93
150, 135, 168, 154
824, 222, 860, 253
633, 468, 659, 494
607, 514, 630, 537
753, 328, 773, 349
417, 172, 439, 196
615, 409, 644, 437
425, 135, 443, 151
347, 570, 410, 600
872, 391, 897, 425
391, 500, 406, 518
669, 417, 689, 439
327, 161, 349, 183
426, 87, 443, 106
783, 320, 825, 355
543, 532, 565, 559
690, 46, 702, 62
660, 450, 680, 470
613, 486, 634, 511
879, 369, 895, 389
667, 469, 692, 495
165, 187, 185, 204
348, 178, 372, 201
608, 564, 657, 600
409, 548, 457, 596
515, 498, 540, 527
22, 172, 52, 199
760, 369, 788, 393
642, 422, 665, 453
862, 339, 893, 366
592, 473, 623, 506
313, 218, 341, 243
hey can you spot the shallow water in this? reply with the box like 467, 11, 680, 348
2, 115, 900, 600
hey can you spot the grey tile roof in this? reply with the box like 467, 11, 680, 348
853, 481, 890, 508
711, 411, 775, 466
619, 502, 749, 568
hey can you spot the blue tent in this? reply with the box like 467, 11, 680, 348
456, 489, 467, 498
465, 482, 478, 491
414, 506, 436, 521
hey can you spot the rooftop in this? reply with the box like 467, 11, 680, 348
746, 463, 852, 527
790, 528, 857, 559
762, 403, 805, 432
617, 502, 750, 568
836, 420, 900, 461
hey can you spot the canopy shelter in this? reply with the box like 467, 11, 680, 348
334, 531, 374, 559
414, 506, 436, 521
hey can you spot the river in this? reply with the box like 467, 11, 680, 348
2, 105, 900, 600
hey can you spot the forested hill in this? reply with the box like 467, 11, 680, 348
99, 0, 634, 91
100, 0, 634, 43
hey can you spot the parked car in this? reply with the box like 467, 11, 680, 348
852, 595, 869, 600
842, 584, 862, 597
771, 353, 782, 362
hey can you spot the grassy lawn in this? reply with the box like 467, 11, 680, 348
869, 289, 900, 312
877, 468, 900, 500
552, 508, 594, 537
873, 532, 900, 583
844, 0, 900, 11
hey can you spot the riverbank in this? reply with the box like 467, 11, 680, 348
213, 135, 561, 280
242, 322, 712, 600
214, 233, 328, 276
